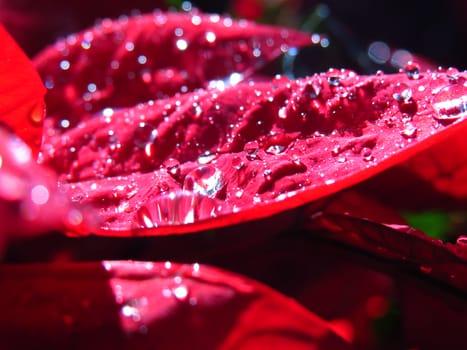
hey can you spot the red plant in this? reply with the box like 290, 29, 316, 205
0, 4, 466, 350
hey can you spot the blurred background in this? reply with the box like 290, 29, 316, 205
1, 0, 466, 71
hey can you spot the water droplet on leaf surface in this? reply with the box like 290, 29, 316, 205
404, 61, 420, 80
136, 191, 220, 228
183, 165, 225, 198
244, 141, 260, 160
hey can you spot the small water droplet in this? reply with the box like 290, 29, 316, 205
232, 156, 245, 170
197, 152, 216, 164
401, 122, 417, 138
331, 145, 341, 156
393, 85, 417, 114
265, 144, 285, 155
362, 147, 374, 161
393, 87, 412, 103
28, 101, 45, 126
183, 165, 224, 198
163, 158, 180, 178
244, 141, 259, 160
328, 76, 340, 87
404, 61, 420, 80
278, 106, 287, 119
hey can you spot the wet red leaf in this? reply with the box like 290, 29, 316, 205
0, 127, 96, 248
1, 7, 467, 350
0, 24, 45, 153
0, 261, 350, 349
33, 11, 313, 146
39, 60, 467, 235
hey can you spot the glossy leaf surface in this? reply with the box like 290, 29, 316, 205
33, 11, 313, 144
39, 64, 467, 235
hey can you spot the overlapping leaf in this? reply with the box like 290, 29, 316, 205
0, 261, 350, 349
305, 191, 467, 293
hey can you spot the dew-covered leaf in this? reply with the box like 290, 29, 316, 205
0, 24, 45, 153
40, 66, 467, 235
0, 261, 350, 349
33, 11, 313, 144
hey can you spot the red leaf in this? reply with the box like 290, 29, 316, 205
0, 24, 45, 153
40, 65, 467, 235
305, 208, 467, 293
0, 261, 350, 349
33, 11, 313, 145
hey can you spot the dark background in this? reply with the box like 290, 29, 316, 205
1, 0, 466, 70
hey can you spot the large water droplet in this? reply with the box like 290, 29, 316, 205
136, 191, 220, 228
433, 84, 467, 122
183, 165, 225, 198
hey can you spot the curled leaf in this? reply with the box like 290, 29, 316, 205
306, 208, 467, 293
